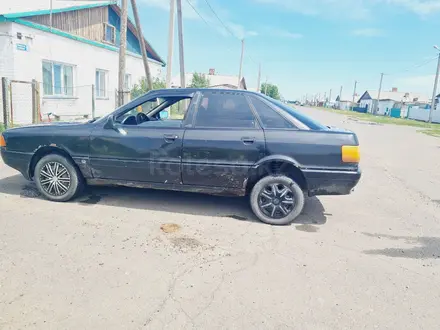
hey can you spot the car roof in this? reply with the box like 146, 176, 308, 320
151, 88, 260, 96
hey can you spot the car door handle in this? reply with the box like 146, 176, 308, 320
164, 134, 178, 142
241, 137, 255, 144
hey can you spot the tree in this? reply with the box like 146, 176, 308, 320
189, 72, 210, 88
131, 77, 166, 98
261, 82, 281, 100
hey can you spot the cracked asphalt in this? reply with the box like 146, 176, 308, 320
1, 107, 440, 329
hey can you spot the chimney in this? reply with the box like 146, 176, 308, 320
392, 87, 398, 92
209, 68, 215, 75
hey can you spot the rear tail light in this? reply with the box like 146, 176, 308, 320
0, 134, 6, 147
342, 145, 360, 163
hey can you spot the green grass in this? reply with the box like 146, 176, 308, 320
0, 123, 4, 133
314, 106, 440, 130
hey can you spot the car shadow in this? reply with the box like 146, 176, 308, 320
0, 174, 328, 225
363, 233, 440, 259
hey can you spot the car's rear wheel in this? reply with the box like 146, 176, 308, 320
34, 154, 83, 202
250, 175, 305, 225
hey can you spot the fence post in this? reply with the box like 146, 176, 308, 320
35, 82, 41, 123
91, 84, 96, 119
2, 77, 10, 129
31, 79, 37, 123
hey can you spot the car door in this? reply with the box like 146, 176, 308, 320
182, 90, 266, 188
89, 93, 194, 184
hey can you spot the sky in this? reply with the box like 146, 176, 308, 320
136, 0, 440, 100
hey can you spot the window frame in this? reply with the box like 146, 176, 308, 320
95, 69, 108, 99
124, 73, 132, 91
42, 60, 75, 98
247, 94, 296, 130
192, 91, 261, 130
103, 22, 116, 44
116, 96, 193, 128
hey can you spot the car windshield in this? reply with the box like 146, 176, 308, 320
265, 96, 328, 130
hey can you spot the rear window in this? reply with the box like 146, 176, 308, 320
265, 97, 328, 130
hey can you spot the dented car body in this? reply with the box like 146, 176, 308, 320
1, 88, 361, 225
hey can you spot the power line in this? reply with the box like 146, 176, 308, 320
386, 56, 438, 76
185, 0, 258, 66
203, 0, 236, 38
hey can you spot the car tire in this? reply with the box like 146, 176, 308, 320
250, 175, 305, 225
34, 154, 83, 202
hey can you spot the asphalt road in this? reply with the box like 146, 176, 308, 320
1, 107, 439, 330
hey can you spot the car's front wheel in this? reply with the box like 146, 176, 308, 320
34, 154, 83, 202
250, 175, 305, 225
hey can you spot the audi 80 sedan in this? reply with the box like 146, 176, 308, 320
1, 88, 361, 225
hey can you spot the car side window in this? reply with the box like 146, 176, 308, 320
249, 96, 294, 129
195, 92, 257, 128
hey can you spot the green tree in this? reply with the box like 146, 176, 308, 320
189, 72, 210, 88
261, 82, 281, 100
131, 77, 166, 98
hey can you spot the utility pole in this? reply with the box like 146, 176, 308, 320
375, 73, 384, 115
166, 0, 175, 88
50, 0, 53, 31
339, 85, 343, 109
238, 39, 245, 89
351, 80, 358, 110
118, 0, 128, 106
131, 0, 152, 90
256, 63, 261, 93
264, 76, 268, 95
329, 89, 332, 103
429, 51, 440, 123
176, 0, 185, 88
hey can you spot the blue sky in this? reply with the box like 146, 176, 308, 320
138, 0, 440, 100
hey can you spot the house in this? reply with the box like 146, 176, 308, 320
357, 88, 429, 116
0, 0, 165, 124
335, 93, 358, 110
171, 69, 247, 90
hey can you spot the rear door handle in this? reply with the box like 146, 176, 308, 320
241, 137, 255, 144
164, 134, 178, 142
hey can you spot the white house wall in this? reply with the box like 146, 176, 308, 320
376, 100, 395, 115
2, 22, 163, 124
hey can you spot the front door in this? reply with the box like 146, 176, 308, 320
90, 96, 192, 184
182, 91, 266, 188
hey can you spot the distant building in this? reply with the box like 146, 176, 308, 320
0, 0, 165, 124
357, 88, 429, 116
172, 69, 247, 90
335, 94, 358, 110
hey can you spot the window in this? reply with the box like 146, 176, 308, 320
116, 96, 190, 127
42, 61, 74, 96
103, 23, 115, 44
124, 73, 132, 91
195, 92, 256, 128
250, 96, 294, 129
95, 69, 107, 98
267, 97, 328, 131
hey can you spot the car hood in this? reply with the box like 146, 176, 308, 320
326, 125, 354, 134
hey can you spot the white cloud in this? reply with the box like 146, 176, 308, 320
140, 0, 256, 39
264, 27, 303, 39
394, 74, 436, 94
352, 28, 384, 37
253, 0, 440, 17
386, 0, 440, 15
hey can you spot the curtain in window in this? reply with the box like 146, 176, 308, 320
42, 62, 53, 95
63, 66, 73, 96
53, 64, 62, 95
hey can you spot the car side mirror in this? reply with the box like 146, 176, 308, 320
104, 115, 116, 130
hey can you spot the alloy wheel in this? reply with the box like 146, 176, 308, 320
39, 162, 71, 196
258, 183, 295, 219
